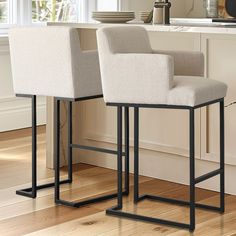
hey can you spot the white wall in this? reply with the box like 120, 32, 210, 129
97, 0, 117, 11
122, 0, 186, 17
170, 0, 187, 17
0, 37, 46, 132
185, 0, 206, 18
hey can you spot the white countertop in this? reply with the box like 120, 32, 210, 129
2, 19, 236, 38
0, 34, 8, 39
48, 21, 236, 35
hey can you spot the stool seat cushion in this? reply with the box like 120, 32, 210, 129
168, 76, 227, 107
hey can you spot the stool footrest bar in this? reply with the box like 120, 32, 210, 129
16, 179, 72, 198
195, 169, 222, 184
15, 191, 36, 198
71, 144, 125, 156
106, 206, 191, 230
106, 191, 222, 231
138, 194, 222, 212
56, 191, 129, 208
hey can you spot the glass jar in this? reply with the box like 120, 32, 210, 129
205, 0, 218, 18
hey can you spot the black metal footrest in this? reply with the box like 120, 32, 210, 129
138, 194, 222, 212
16, 179, 72, 198
106, 206, 191, 230
16, 190, 36, 198
71, 144, 125, 156
56, 191, 129, 208
195, 169, 222, 184
106, 193, 223, 232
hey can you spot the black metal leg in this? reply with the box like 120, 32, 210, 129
125, 107, 130, 195
134, 107, 139, 204
220, 100, 225, 213
68, 101, 73, 183
15, 96, 129, 201
16, 96, 37, 198
189, 108, 195, 232
55, 99, 61, 202
55, 103, 129, 208
117, 106, 123, 209
16, 96, 72, 199
106, 100, 225, 232
31, 95, 37, 198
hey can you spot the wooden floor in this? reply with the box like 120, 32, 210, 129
0, 128, 236, 236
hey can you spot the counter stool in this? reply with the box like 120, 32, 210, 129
9, 27, 129, 205
97, 26, 228, 232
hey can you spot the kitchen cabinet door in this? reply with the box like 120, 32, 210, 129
201, 33, 236, 165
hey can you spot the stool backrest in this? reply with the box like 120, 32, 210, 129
97, 26, 174, 104
97, 26, 152, 54
9, 27, 82, 98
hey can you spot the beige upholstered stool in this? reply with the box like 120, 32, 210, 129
97, 26, 227, 232
9, 27, 130, 206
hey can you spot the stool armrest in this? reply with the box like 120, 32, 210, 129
100, 53, 174, 104
74, 50, 102, 97
153, 50, 204, 77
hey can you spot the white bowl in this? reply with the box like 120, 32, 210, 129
139, 11, 151, 14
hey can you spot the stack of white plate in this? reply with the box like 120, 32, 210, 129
92, 11, 135, 23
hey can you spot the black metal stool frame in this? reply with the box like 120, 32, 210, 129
55, 96, 130, 208
106, 98, 225, 232
15, 94, 129, 202
15, 94, 72, 199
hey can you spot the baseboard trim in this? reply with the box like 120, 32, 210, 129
77, 139, 236, 196
0, 96, 46, 132
84, 132, 198, 159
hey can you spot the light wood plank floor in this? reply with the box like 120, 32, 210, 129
0, 127, 236, 236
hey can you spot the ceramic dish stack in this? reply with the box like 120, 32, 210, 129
139, 11, 152, 23
92, 11, 135, 23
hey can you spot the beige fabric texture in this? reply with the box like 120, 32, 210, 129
153, 50, 204, 77
9, 26, 102, 99
97, 26, 227, 106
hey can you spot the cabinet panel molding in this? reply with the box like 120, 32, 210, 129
201, 33, 236, 166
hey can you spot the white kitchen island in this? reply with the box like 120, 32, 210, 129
45, 22, 236, 195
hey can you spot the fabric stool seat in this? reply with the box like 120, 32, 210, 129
168, 76, 227, 107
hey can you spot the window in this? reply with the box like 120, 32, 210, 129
32, 0, 79, 23
97, 0, 118, 11
0, 0, 119, 31
31, 0, 120, 23
0, 0, 8, 23
0, 0, 16, 33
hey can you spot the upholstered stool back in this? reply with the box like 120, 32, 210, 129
9, 27, 102, 99
97, 26, 174, 104
98, 26, 152, 54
